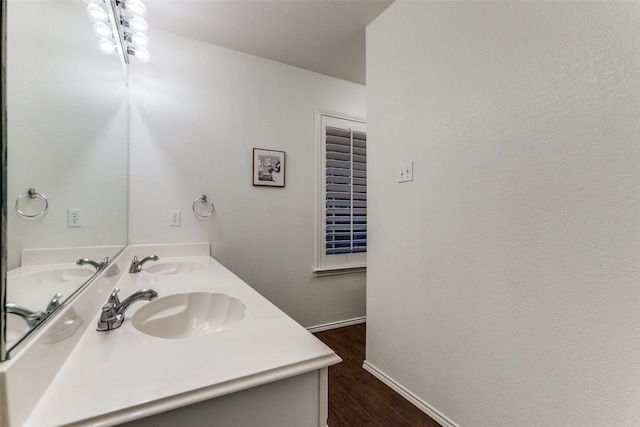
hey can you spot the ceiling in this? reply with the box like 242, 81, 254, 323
144, 0, 394, 85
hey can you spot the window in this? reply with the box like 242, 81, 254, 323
315, 110, 367, 273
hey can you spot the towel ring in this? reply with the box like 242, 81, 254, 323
16, 188, 49, 218
192, 194, 215, 219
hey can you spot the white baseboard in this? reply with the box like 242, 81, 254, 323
306, 316, 366, 333
362, 361, 459, 427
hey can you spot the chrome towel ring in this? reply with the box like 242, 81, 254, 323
16, 188, 49, 218
192, 194, 215, 219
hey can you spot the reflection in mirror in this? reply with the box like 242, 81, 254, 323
2, 0, 129, 360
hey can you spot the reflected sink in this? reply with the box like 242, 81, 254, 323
7, 267, 95, 308
131, 292, 245, 339
8, 268, 94, 288
6, 314, 32, 347
143, 262, 207, 276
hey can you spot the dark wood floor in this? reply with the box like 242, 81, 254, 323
314, 323, 441, 427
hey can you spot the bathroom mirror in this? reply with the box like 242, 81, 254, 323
1, 0, 129, 360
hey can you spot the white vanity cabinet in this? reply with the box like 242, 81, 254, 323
2, 244, 340, 427
118, 369, 329, 427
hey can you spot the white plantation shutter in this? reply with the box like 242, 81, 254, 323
316, 112, 366, 272
325, 126, 367, 254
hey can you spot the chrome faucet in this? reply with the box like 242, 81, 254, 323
5, 303, 47, 328
129, 255, 159, 273
96, 287, 158, 331
5, 292, 62, 328
77, 257, 110, 272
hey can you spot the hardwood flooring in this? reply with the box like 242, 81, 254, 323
314, 323, 441, 427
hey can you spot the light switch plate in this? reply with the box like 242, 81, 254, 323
398, 161, 413, 183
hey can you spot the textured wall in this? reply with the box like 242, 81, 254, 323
128, 29, 366, 327
366, 2, 640, 425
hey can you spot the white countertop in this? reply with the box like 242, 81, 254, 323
23, 255, 340, 427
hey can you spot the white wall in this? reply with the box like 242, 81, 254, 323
366, 2, 640, 426
128, 29, 366, 327
6, 1, 128, 270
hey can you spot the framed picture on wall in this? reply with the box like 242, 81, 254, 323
253, 148, 286, 187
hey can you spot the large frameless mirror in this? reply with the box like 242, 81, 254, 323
2, 0, 129, 360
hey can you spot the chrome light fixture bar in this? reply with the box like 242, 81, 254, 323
85, 0, 150, 64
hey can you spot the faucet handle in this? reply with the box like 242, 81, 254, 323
100, 289, 120, 322
107, 288, 121, 305
45, 292, 64, 313
98, 299, 119, 331
129, 256, 140, 273
101, 301, 116, 314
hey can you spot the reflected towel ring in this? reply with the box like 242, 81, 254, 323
16, 188, 49, 218
192, 194, 215, 219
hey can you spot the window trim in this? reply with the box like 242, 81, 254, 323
314, 108, 367, 274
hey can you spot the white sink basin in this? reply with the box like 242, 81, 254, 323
143, 262, 207, 275
131, 292, 245, 339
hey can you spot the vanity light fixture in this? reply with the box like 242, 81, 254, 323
84, 0, 150, 64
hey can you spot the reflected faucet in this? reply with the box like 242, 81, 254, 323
77, 257, 110, 272
5, 292, 65, 328
45, 292, 64, 312
97, 287, 158, 331
129, 255, 159, 273
5, 303, 46, 328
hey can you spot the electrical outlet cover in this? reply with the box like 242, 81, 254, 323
68, 209, 82, 227
170, 210, 181, 226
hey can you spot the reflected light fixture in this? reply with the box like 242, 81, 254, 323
84, 0, 150, 64
98, 37, 117, 54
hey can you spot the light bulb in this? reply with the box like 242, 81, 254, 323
131, 32, 149, 48
98, 38, 116, 54
129, 16, 149, 33
86, 4, 108, 22
126, 0, 147, 18
93, 22, 113, 38
133, 47, 150, 63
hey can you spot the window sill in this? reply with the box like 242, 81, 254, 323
314, 266, 366, 277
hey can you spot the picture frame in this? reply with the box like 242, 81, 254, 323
253, 148, 286, 187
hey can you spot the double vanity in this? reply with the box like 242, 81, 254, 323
1, 243, 340, 426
